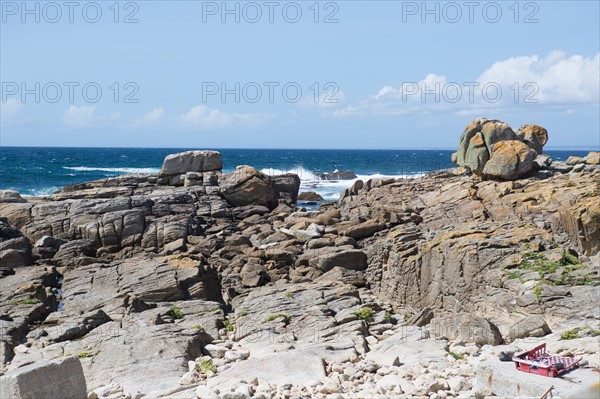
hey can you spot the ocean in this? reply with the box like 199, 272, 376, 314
0, 147, 592, 201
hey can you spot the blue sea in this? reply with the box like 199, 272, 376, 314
0, 147, 593, 201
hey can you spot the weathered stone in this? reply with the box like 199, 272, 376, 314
566, 155, 585, 165
0, 191, 27, 204
429, 314, 503, 346
343, 220, 386, 240
312, 249, 368, 273
318, 171, 357, 180
0, 356, 86, 399
482, 140, 537, 180
517, 124, 548, 155
585, 151, 599, 165
0, 237, 32, 268
207, 350, 326, 391
53, 239, 96, 265
507, 315, 551, 342
474, 359, 599, 398
159, 150, 222, 177
270, 174, 301, 204
366, 328, 448, 367
454, 118, 547, 180
298, 191, 324, 202
220, 166, 275, 208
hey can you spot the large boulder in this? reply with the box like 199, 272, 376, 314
220, 166, 301, 209
0, 356, 87, 399
453, 118, 548, 180
482, 140, 537, 180
310, 249, 368, 273
507, 315, 552, 342
343, 219, 387, 239
159, 150, 222, 177
220, 166, 275, 208
270, 173, 301, 204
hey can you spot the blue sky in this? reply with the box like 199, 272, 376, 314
1, 0, 599, 149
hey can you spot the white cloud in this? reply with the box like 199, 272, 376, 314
0, 99, 23, 123
142, 107, 164, 124
180, 105, 270, 129
61, 105, 96, 127
331, 51, 600, 117
56, 105, 270, 131
125, 107, 165, 129
478, 51, 600, 104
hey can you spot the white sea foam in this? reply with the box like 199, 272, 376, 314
24, 186, 61, 196
260, 166, 425, 202
63, 166, 160, 174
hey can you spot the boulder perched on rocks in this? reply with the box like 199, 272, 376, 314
220, 166, 275, 208
452, 118, 548, 180
159, 150, 222, 177
220, 166, 300, 209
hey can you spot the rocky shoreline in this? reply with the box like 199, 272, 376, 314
1, 119, 599, 399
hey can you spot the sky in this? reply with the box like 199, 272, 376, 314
1, 0, 599, 149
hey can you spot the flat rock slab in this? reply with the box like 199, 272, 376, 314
365, 327, 449, 367
0, 356, 86, 399
207, 349, 326, 389
474, 359, 599, 398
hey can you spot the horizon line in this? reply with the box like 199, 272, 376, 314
1, 145, 598, 151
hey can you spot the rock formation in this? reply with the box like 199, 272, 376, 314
318, 170, 358, 180
0, 144, 598, 399
452, 118, 548, 180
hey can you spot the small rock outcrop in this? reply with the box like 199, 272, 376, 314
298, 191, 324, 202
158, 150, 223, 187
0, 191, 27, 204
318, 170, 358, 180
452, 118, 547, 180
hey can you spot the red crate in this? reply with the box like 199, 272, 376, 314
512, 343, 582, 377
